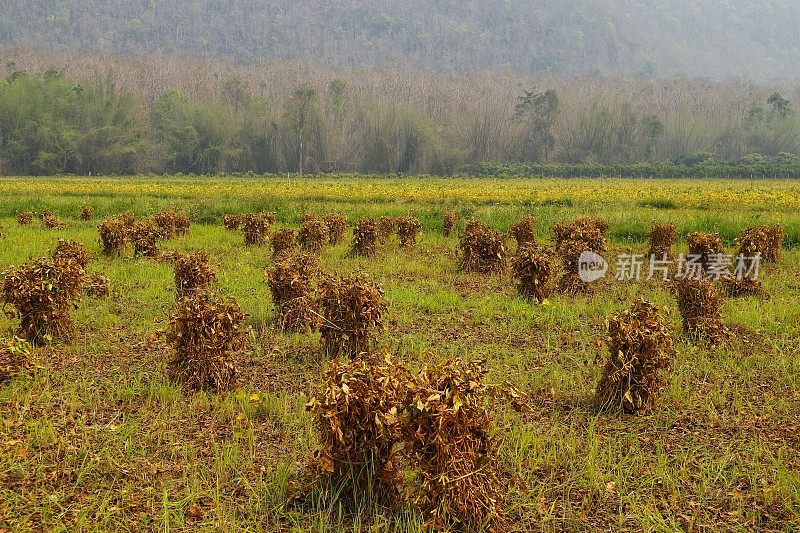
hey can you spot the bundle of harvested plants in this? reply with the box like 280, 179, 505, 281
174, 251, 217, 299
305, 352, 411, 500
723, 276, 763, 297
223, 214, 242, 230
166, 292, 245, 392
396, 216, 421, 248
0, 336, 33, 384
402, 359, 508, 531
552, 217, 608, 252
512, 243, 555, 302
242, 212, 273, 246
442, 211, 456, 237
151, 211, 188, 239
299, 218, 330, 254
318, 274, 386, 357
17, 211, 33, 225
1, 256, 84, 344
266, 253, 320, 332
79, 204, 94, 221
173, 212, 190, 236
686, 232, 725, 270
736, 225, 784, 263
351, 218, 378, 258
323, 213, 348, 245
98, 213, 135, 256
459, 219, 507, 273
510, 217, 536, 246
595, 300, 674, 414
41, 210, 66, 229
271, 228, 296, 259
555, 238, 597, 295
130, 220, 159, 257
673, 278, 726, 344
83, 273, 110, 298
377, 216, 397, 244
52, 239, 92, 268
647, 223, 677, 259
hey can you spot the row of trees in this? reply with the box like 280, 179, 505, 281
2, 67, 800, 176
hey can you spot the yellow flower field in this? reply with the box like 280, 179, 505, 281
2, 175, 800, 210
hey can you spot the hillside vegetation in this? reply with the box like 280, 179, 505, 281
2, 1, 800, 79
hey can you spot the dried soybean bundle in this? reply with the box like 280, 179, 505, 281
166, 292, 245, 392
673, 277, 726, 345
351, 218, 378, 258
509, 216, 536, 246
242, 212, 273, 246
686, 232, 725, 269
323, 213, 348, 245
647, 223, 677, 259
442, 211, 456, 237
552, 217, 608, 252
98, 213, 135, 256
266, 253, 321, 332
595, 299, 674, 414
512, 243, 555, 302
401, 359, 509, 531
223, 214, 242, 230
1, 256, 84, 344
17, 211, 33, 225
79, 204, 94, 221
152, 211, 190, 239
174, 251, 217, 300
318, 274, 386, 358
555, 238, 597, 295
130, 219, 159, 257
377, 216, 397, 244
83, 273, 110, 298
41, 209, 67, 229
271, 228, 297, 259
458, 219, 507, 273
304, 352, 412, 502
736, 225, 784, 263
723, 276, 763, 297
52, 239, 92, 269
396, 216, 421, 248
299, 217, 330, 254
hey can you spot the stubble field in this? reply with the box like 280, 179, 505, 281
0, 176, 799, 532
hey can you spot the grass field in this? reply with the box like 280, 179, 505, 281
1, 175, 799, 532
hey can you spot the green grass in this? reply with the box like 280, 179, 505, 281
0, 176, 799, 531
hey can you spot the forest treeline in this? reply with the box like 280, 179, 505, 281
2, 53, 800, 176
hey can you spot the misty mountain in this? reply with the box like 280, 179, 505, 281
1, 0, 800, 80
